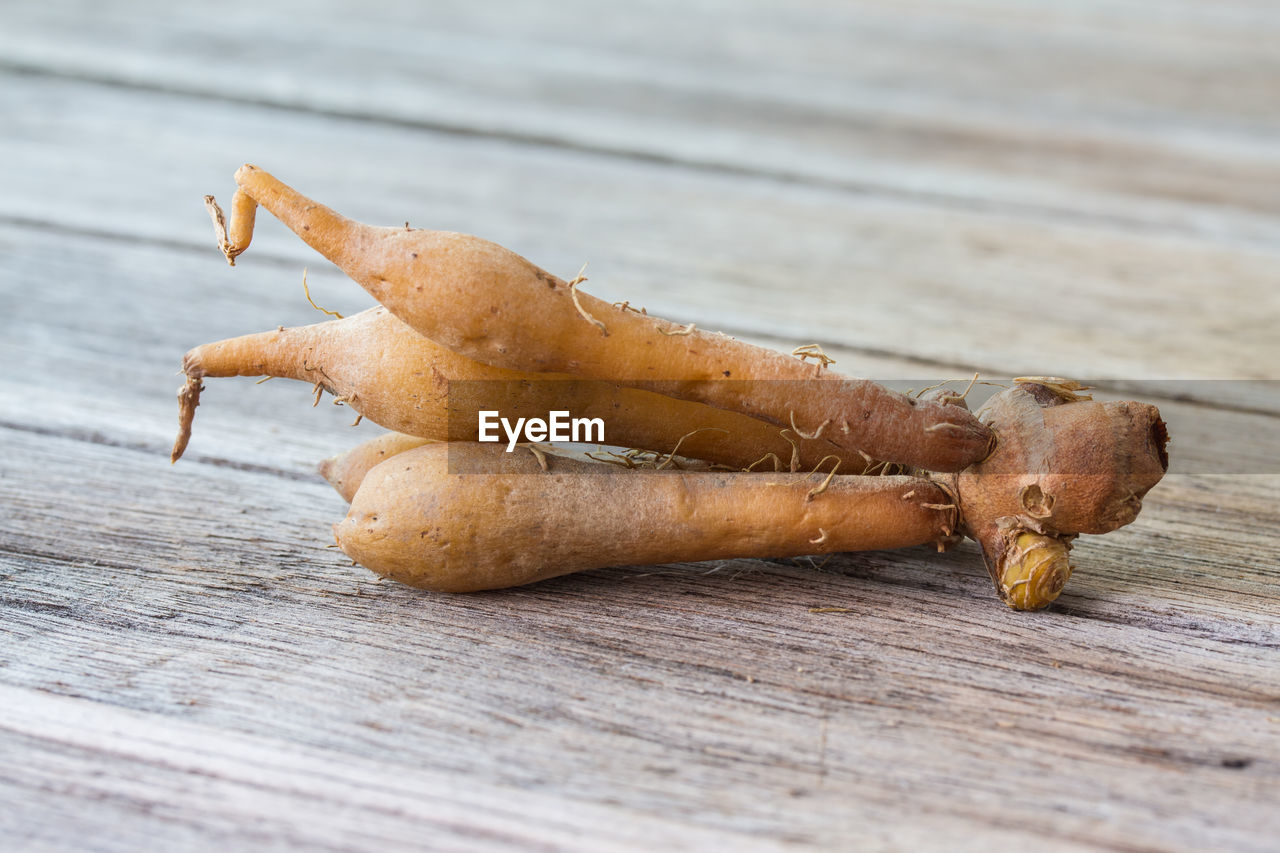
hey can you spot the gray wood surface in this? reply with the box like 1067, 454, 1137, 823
2, 1, 1277, 850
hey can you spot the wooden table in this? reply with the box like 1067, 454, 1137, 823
2, 2, 1277, 849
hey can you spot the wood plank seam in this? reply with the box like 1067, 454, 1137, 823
0, 61, 1254, 242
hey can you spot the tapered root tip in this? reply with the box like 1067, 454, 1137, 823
171, 375, 204, 463
180, 347, 206, 378
317, 455, 349, 499
203, 194, 237, 266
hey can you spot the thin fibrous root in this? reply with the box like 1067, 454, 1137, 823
655, 427, 730, 470
311, 382, 324, 407
809, 528, 829, 546
302, 268, 344, 319
585, 451, 637, 469
622, 448, 658, 464
300, 357, 335, 389
329, 393, 363, 425
804, 456, 842, 502
521, 443, 549, 471
586, 447, 704, 470
902, 490, 916, 500
778, 429, 802, 473
911, 378, 952, 399
744, 452, 783, 473
566, 264, 607, 337
788, 411, 831, 441
914, 373, 981, 402
791, 344, 836, 373
658, 322, 696, 336
611, 300, 648, 315
921, 503, 957, 511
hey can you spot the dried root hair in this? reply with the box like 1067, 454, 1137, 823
791, 344, 836, 373
803, 455, 842, 502
301, 268, 344, 319
566, 264, 607, 336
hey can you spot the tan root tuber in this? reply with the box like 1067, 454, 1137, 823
333, 382, 1167, 608
202, 165, 994, 473
938, 379, 1168, 609
175, 166, 1171, 611
173, 306, 882, 473
334, 443, 958, 593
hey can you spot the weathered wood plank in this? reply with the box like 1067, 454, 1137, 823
1, 215, 1276, 848
1, 423, 1277, 851
0, 685, 772, 853
2, 5, 1278, 847
0, 75, 1277, 412
1, 215, 1277, 848
4, 0, 1280, 248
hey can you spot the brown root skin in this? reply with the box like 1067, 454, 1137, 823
335, 443, 955, 592
937, 380, 1169, 609
172, 306, 878, 472
215, 166, 994, 473
171, 376, 204, 463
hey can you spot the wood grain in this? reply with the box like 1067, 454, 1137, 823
2, 221, 1271, 477
2, 221, 1278, 850
2, 1, 1278, 849
5, 0, 1280, 240
0, 66, 1277, 403
1, 421, 1277, 850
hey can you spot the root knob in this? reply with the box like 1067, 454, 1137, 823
998, 531, 1073, 611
